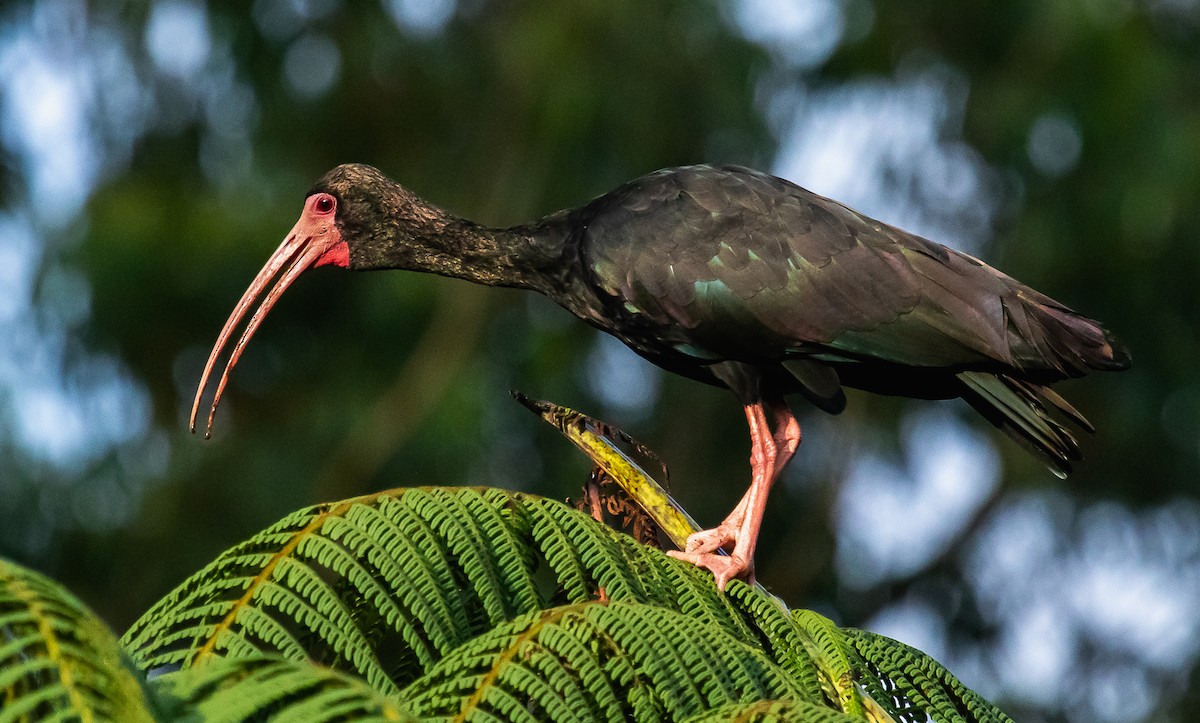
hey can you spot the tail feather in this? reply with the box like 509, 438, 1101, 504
957, 370, 1086, 478
1024, 380, 1095, 433
1018, 296, 1131, 377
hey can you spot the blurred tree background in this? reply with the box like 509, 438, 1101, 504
1, 1, 1198, 720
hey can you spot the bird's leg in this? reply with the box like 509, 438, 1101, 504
767, 398, 803, 475
672, 403, 780, 554
667, 399, 801, 590
716, 401, 803, 525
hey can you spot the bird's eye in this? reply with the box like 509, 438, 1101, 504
314, 195, 335, 214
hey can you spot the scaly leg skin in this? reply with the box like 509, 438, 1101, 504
667, 399, 802, 590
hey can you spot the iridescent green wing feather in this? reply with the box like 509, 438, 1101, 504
581, 165, 1123, 377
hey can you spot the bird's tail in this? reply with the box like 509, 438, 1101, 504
956, 370, 1095, 478
1015, 295, 1131, 376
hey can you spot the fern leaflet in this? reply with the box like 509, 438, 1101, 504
0, 559, 153, 722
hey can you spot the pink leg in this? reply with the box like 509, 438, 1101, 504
716, 401, 802, 522
667, 399, 801, 590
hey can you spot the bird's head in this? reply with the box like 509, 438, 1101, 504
188, 163, 422, 437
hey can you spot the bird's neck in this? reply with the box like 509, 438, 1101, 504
351, 195, 571, 293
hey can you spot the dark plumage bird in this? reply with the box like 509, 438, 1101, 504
191, 163, 1129, 589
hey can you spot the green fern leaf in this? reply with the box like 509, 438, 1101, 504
791, 609, 869, 716
682, 698, 862, 722
121, 488, 552, 691
121, 484, 1011, 722
844, 629, 1014, 723
121, 487, 810, 698
721, 584, 826, 705
0, 558, 154, 722
151, 654, 417, 722
397, 600, 814, 721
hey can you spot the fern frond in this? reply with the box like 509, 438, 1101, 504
122, 487, 787, 696
520, 398, 1003, 722
121, 488, 552, 692
526, 495, 770, 645
722, 583, 826, 704
397, 600, 815, 721
151, 654, 416, 722
121, 484, 1011, 722
844, 629, 1014, 723
514, 392, 704, 550
682, 698, 862, 722
0, 558, 153, 722
791, 609, 869, 716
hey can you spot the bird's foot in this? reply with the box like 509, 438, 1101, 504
680, 522, 739, 555
666, 524, 755, 591
667, 548, 753, 591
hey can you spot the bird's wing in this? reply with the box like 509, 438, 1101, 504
575, 165, 1128, 470
581, 165, 1126, 379
580, 166, 1006, 368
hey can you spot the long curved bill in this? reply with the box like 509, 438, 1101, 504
190, 215, 346, 437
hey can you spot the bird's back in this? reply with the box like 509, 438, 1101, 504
570, 165, 1127, 387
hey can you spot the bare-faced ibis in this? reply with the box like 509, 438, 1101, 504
191, 164, 1129, 589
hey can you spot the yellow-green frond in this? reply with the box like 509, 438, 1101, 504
152, 654, 417, 722
119, 485, 1013, 722
0, 558, 154, 722
682, 698, 862, 722
121, 488, 551, 692
121, 487, 796, 697
791, 609, 867, 715
397, 601, 817, 721
844, 629, 1015, 723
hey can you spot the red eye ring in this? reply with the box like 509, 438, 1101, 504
313, 194, 335, 215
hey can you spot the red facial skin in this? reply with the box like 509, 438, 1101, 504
190, 193, 349, 437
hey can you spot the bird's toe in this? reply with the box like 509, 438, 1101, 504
665, 549, 753, 591
682, 524, 737, 554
